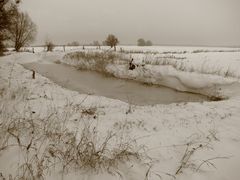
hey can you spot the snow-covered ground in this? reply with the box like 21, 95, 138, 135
1, 47, 240, 180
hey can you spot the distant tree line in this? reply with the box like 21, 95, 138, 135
67, 41, 80, 46
137, 38, 153, 46
78, 34, 119, 51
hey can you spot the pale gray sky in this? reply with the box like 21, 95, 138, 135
21, 0, 240, 46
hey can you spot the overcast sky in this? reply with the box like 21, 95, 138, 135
21, 0, 240, 46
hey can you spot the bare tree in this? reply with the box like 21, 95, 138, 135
8, 11, 37, 52
0, 0, 18, 55
93, 40, 100, 46
93, 40, 101, 49
146, 40, 153, 46
45, 40, 54, 52
137, 38, 145, 46
102, 41, 107, 46
105, 34, 119, 51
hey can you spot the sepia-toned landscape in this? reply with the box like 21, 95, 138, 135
1, 0, 240, 180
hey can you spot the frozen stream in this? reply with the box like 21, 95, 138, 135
23, 62, 209, 105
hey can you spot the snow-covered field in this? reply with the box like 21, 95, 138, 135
1, 46, 240, 180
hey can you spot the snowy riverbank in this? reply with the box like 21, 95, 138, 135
61, 49, 240, 98
1, 49, 240, 180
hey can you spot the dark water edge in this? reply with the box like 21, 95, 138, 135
22, 62, 210, 105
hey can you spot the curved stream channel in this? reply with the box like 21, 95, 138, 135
23, 62, 209, 105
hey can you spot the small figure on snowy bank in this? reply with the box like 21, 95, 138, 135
32, 70, 35, 79
129, 58, 136, 70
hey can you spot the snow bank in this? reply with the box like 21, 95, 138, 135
62, 50, 239, 98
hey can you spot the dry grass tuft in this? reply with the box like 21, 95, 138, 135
63, 51, 128, 74
0, 98, 142, 179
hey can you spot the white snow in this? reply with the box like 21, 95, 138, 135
1, 47, 240, 180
